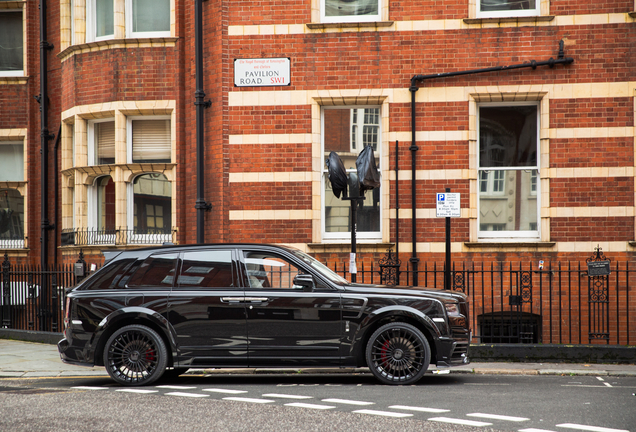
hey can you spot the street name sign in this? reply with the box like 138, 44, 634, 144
234, 58, 291, 87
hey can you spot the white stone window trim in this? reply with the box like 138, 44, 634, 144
320, 105, 383, 243
87, 118, 116, 166
476, 100, 542, 242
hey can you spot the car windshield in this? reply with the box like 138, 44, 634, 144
289, 249, 350, 285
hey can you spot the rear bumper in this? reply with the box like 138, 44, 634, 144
57, 338, 94, 368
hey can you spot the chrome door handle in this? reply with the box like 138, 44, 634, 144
221, 297, 244, 303
245, 297, 269, 302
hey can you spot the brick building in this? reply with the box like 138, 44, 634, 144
1, 1, 635, 343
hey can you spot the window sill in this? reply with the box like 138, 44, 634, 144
463, 16, 555, 26
306, 21, 393, 30
0, 76, 28, 85
308, 242, 394, 253
58, 37, 179, 62
0, 1, 26, 10
465, 241, 555, 248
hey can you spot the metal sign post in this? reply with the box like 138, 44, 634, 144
342, 196, 365, 283
436, 189, 460, 290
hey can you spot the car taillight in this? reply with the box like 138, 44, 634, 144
63, 297, 71, 337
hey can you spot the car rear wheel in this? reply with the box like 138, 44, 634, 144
365, 322, 430, 385
103, 324, 167, 386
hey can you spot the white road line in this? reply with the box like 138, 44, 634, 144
321, 398, 374, 406
519, 429, 558, 432
156, 385, 197, 390
223, 397, 275, 404
115, 389, 158, 394
596, 377, 605, 382
467, 413, 530, 422
389, 405, 450, 413
556, 424, 630, 432
165, 392, 209, 398
353, 409, 413, 418
202, 388, 248, 394
428, 417, 493, 427
285, 403, 335, 410
262, 393, 313, 399
71, 386, 108, 390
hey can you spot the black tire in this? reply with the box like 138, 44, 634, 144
365, 322, 430, 385
103, 324, 168, 386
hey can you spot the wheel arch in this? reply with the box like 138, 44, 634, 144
354, 307, 440, 367
93, 309, 176, 367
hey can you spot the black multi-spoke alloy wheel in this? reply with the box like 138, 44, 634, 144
103, 325, 168, 386
365, 322, 430, 385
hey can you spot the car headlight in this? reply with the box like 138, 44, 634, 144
444, 302, 460, 317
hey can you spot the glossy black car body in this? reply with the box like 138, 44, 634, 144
58, 243, 470, 386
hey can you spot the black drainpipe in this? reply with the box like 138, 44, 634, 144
194, 0, 212, 244
53, 124, 61, 267
408, 41, 573, 284
39, 0, 55, 268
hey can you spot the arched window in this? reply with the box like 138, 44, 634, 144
0, 189, 24, 247
132, 173, 171, 236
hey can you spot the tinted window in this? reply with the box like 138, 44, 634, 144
177, 250, 234, 288
126, 253, 178, 288
243, 252, 302, 289
82, 258, 138, 290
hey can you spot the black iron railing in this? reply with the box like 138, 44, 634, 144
326, 257, 634, 346
61, 227, 176, 246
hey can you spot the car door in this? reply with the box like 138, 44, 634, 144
240, 248, 342, 367
168, 248, 247, 367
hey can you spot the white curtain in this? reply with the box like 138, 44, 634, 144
0, 11, 23, 72
133, 0, 170, 33
0, 144, 24, 181
325, 0, 378, 17
95, 0, 114, 38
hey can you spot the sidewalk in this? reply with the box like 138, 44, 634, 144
2, 339, 636, 379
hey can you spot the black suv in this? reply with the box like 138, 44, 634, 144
58, 244, 470, 386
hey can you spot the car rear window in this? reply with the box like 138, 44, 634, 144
81, 258, 139, 290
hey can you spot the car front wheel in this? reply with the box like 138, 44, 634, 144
365, 322, 430, 385
103, 324, 167, 386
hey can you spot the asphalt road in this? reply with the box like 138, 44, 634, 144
1, 372, 634, 432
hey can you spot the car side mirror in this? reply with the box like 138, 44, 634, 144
293, 274, 314, 291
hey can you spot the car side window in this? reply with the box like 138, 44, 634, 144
243, 251, 302, 290
176, 250, 234, 288
126, 253, 178, 288
82, 258, 139, 290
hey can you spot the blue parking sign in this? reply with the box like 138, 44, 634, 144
437, 193, 445, 202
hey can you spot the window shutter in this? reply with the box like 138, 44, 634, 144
96, 121, 115, 164
132, 120, 171, 163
